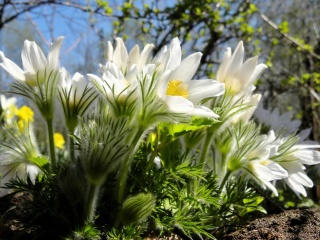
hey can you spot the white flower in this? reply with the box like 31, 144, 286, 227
0, 37, 64, 86
271, 135, 320, 197
106, 37, 154, 73
59, 68, 95, 109
281, 161, 313, 197
0, 95, 17, 124
156, 38, 225, 118
244, 159, 287, 196
0, 124, 43, 196
242, 130, 288, 196
254, 107, 301, 135
216, 41, 267, 95
230, 93, 262, 124
0, 162, 40, 197
88, 62, 139, 103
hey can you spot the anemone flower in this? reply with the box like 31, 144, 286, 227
59, 68, 96, 130
216, 41, 267, 95
106, 37, 154, 73
0, 37, 64, 86
0, 123, 43, 197
156, 38, 225, 118
0, 95, 18, 124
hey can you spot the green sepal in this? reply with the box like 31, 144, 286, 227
29, 155, 50, 173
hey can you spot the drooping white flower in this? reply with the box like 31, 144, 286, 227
241, 130, 288, 196
216, 41, 267, 95
270, 134, 320, 197
155, 38, 225, 118
0, 37, 64, 86
281, 161, 313, 197
244, 159, 287, 196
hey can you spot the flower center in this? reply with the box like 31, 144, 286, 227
166, 80, 189, 98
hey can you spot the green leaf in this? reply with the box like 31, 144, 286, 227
161, 117, 218, 138
278, 21, 289, 34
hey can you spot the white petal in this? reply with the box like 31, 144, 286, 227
188, 79, 225, 103
299, 128, 311, 141
216, 47, 231, 82
156, 70, 172, 97
140, 44, 154, 66
0, 52, 25, 81
267, 161, 288, 179
113, 38, 128, 70
164, 95, 194, 113
169, 52, 202, 83
26, 164, 40, 184
225, 41, 244, 76
294, 149, 320, 165
247, 63, 267, 85
285, 178, 307, 197
48, 36, 64, 70
237, 56, 258, 88
22, 40, 47, 73
191, 105, 219, 118
106, 41, 114, 62
127, 45, 140, 68
166, 37, 181, 70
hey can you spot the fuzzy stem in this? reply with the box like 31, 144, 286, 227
219, 170, 232, 192
69, 135, 75, 162
117, 127, 145, 205
199, 131, 214, 168
46, 118, 56, 168
85, 182, 101, 222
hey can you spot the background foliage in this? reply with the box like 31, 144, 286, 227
1, 0, 320, 141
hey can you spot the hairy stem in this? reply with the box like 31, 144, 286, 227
85, 182, 101, 222
117, 128, 145, 205
46, 118, 56, 168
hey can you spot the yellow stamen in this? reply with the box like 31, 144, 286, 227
166, 80, 189, 98
16, 106, 34, 131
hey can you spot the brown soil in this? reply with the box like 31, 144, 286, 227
222, 207, 320, 240
2, 193, 320, 239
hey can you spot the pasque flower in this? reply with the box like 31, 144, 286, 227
216, 41, 267, 95
106, 37, 154, 73
0, 123, 43, 196
155, 38, 225, 118
89, 38, 156, 118
0, 37, 64, 86
273, 137, 320, 197
0, 95, 18, 124
59, 68, 97, 131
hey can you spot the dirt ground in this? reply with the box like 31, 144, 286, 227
2, 192, 320, 240
221, 207, 320, 240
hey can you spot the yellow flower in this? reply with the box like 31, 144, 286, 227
54, 133, 65, 149
17, 106, 34, 131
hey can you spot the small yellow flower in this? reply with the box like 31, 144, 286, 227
17, 106, 34, 131
54, 133, 65, 149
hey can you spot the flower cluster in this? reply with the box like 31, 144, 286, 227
0, 36, 319, 238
